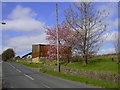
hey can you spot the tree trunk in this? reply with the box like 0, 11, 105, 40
67, 57, 69, 63
84, 55, 88, 65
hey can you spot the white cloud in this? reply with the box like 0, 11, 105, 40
2, 5, 45, 31
2, 5, 48, 56
102, 31, 118, 42
3, 19, 44, 31
6, 33, 48, 54
97, 3, 118, 32
8, 5, 37, 19
97, 48, 115, 55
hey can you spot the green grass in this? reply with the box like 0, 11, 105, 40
61, 57, 118, 75
40, 69, 118, 88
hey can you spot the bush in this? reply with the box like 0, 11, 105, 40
37, 61, 44, 64
2, 48, 15, 61
49, 60, 57, 66
33, 61, 44, 64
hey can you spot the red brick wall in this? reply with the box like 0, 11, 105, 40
32, 45, 40, 58
32, 44, 71, 58
32, 44, 50, 58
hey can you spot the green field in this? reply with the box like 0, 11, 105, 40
61, 57, 118, 75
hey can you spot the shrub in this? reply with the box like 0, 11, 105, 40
33, 61, 44, 64
2, 48, 15, 61
49, 60, 57, 66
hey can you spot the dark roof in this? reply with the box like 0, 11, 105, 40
22, 52, 32, 58
32, 44, 50, 46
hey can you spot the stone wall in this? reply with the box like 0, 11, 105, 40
32, 57, 39, 62
43, 65, 119, 84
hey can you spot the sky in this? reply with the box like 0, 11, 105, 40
0, 1, 118, 57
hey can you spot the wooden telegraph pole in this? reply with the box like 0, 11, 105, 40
56, 4, 60, 72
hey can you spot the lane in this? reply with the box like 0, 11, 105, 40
2, 62, 49, 88
6, 62, 97, 88
24, 74, 34, 80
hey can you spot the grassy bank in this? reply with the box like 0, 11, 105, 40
40, 69, 118, 88
61, 57, 118, 75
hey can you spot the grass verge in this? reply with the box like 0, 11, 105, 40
40, 69, 118, 88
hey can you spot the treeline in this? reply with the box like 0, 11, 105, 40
2, 48, 15, 61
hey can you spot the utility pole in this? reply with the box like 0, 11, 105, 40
56, 4, 60, 72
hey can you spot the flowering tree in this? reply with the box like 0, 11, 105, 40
46, 23, 79, 62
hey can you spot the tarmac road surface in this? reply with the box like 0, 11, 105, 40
2, 62, 97, 88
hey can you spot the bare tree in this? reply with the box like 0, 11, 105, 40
64, 2, 109, 65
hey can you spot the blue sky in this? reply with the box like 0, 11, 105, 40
1, 2, 118, 56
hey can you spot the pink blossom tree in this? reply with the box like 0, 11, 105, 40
45, 23, 79, 62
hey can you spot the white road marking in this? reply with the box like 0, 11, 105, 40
7, 63, 21, 72
42, 84, 50, 88
10, 64, 15, 68
16, 69, 21, 72
24, 74, 34, 80
8, 63, 15, 68
8, 63, 34, 80
12, 66, 15, 68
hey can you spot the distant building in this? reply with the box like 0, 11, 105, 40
22, 52, 32, 59
32, 44, 50, 62
32, 44, 72, 62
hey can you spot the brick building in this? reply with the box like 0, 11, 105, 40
32, 44, 50, 62
32, 44, 72, 62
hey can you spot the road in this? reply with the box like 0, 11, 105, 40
2, 62, 97, 88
